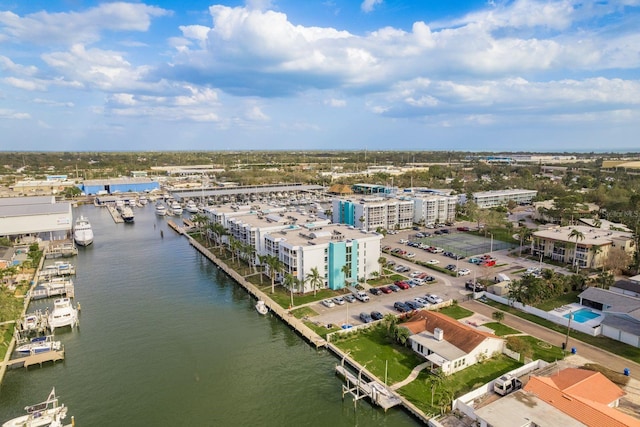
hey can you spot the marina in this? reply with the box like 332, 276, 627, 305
0, 204, 419, 426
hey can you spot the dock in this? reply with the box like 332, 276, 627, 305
107, 206, 124, 223
2, 348, 65, 369
30, 279, 75, 300
335, 364, 402, 410
45, 242, 77, 259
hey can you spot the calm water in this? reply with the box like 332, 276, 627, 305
0, 204, 419, 426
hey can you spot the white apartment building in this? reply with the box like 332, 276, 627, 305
472, 189, 537, 208
412, 195, 457, 225
332, 197, 414, 231
203, 203, 381, 292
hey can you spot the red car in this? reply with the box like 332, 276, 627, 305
395, 281, 410, 290
481, 259, 496, 267
379, 286, 392, 294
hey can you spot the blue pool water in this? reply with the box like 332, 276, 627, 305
565, 308, 601, 323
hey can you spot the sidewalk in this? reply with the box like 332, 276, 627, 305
460, 299, 640, 380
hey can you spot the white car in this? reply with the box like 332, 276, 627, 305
414, 297, 429, 305
425, 294, 444, 304
457, 268, 471, 276
322, 299, 336, 308
410, 271, 423, 278
426, 259, 440, 265
406, 253, 416, 258
332, 296, 345, 305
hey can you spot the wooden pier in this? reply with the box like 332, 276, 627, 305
3, 349, 65, 369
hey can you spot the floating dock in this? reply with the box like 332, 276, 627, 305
107, 206, 124, 223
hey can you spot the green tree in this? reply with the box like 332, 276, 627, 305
341, 264, 352, 289
306, 267, 323, 296
266, 255, 285, 294
492, 311, 505, 323
378, 256, 387, 278
568, 228, 585, 272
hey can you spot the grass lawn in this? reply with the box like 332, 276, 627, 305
332, 325, 425, 386
291, 306, 317, 319
438, 305, 474, 320
482, 322, 520, 336
507, 335, 565, 362
398, 355, 522, 415
534, 291, 581, 311
482, 300, 640, 364
304, 320, 340, 339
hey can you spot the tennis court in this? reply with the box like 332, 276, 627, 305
418, 232, 517, 257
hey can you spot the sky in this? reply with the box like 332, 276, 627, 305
1, 0, 639, 152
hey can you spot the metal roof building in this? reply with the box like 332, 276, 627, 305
0, 196, 72, 240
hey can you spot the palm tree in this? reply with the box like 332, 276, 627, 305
209, 222, 227, 250
568, 228, 585, 272
378, 256, 387, 278
341, 264, 352, 289
518, 226, 533, 256
266, 255, 284, 294
306, 267, 323, 296
257, 254, 269, 284
283, 273, 297, 308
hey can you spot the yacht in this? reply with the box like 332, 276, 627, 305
16, 335, 62, 355
138, 195, 148, 205
121, 206, 135, 223
73, 216, 93, 246
48, 298, 78, 330
2, 388, 69, 427
185, 200, 198, 214
170, 201, 183, 216
155, 202, 167, 216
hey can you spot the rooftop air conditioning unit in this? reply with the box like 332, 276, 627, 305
434, 328, 444, 341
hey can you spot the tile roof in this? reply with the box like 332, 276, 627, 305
524, 368, 640, 427
401, 310, 498, 353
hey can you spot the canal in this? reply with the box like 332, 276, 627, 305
0, 203, 419, 426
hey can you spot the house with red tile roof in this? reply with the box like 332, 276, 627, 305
400, 310, 505, 375
523, 368, 640, 427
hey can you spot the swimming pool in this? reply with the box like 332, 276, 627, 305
564, 308, 601, 323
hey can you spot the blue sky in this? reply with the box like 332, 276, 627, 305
1, 0, 639, 152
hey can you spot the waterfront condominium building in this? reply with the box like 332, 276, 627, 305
531, 225, 636, 269
263, 223, 383, 292
472, 189, 537, 208
411, 195, 458, 226
202, 203, 381, 293
332, 196, 414, 231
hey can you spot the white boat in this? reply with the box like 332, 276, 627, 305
2, 388, 68, 427
155, 202, 167, 216
255, 300, 268, 315
121, 206, 135, 223
48, 298, 78, 330
139, 195, 148, 205
185, 200, 198, 213
22, 314, 39, 331
73, 216, 93, 246
16, 336, 62, 355
170, 201, 183, 216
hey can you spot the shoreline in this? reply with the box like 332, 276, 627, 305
182, 230, 433, 424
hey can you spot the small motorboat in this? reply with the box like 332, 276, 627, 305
155, 202, 167, 216
2, 388, 69, 427
16, 336, 62, 355
255, 300, 268, 315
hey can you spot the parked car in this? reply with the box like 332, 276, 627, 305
410, 271, 424, 278
355, 291, 370, 302
359, 312, 373, 323
370, 287, 382, 296
370, 311, 384, 321
388, 284, 401, 292
469, 257, 482, 264
481, 259, 496, 267
465, 280, 486, 292
344, 294, 356, 303
414, 297, 429, 305
445, 264, 457, 271
426, 259, 440, 265
457, 268, 471, 276
322, 299, 335, 308
379, 286, 392, 294
422, 275, 435, 282
425, 294, 444, 304
395, 281, 410, 290
406, 252, 416, 258
405, 300, 421, 310
457, 226, 470, 231
393, 301, 411, 312
454, 254, 465, 260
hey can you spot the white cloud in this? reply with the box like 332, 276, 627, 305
325, 98, 346, 107
2, 77, 46, 91
0, 3, 170, 45
361, 0, 383, 13
0, 109, 31, 119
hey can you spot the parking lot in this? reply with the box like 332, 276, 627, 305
310, 223, 567, 327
